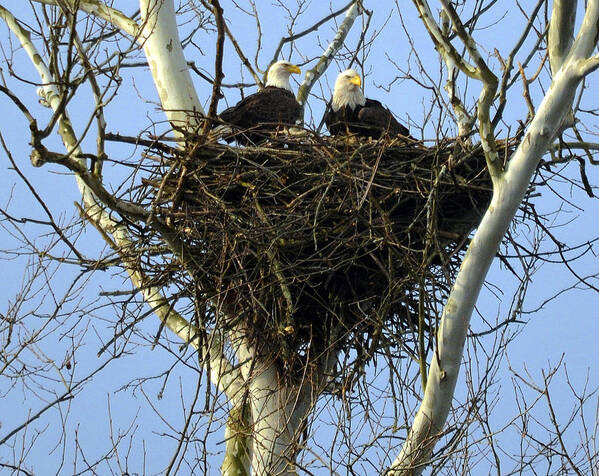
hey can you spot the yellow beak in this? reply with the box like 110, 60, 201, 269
350, 75, 361, 87
286, 64, 301, 75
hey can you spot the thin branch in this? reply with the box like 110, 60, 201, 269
207, 0, 226, 120
30, 0, 140, 38
493, 0, 545, 126
270, 0, 355, 66
199, 0, 262, 87
296, 1, 364, 116
1, 136, 86, 263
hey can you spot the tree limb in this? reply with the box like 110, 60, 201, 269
548, 0, 577, 76
296, 1, 364, 115
269, 0, 355, 67
140, 0, 205, 131
1, 3, 243, 403
389, 1, 599, 474
31, 0, 140, 38
440, 0, 500, 180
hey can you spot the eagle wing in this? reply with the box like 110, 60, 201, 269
218, 87, 301, 144
357, 99, 409, 137
322, 103, 352, 136
220, 87, 300, 129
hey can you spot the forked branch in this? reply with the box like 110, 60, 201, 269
389, 2, 599, 474
0, 3, 243, 404
296, 1, 364, 115
412, 0, 500, 181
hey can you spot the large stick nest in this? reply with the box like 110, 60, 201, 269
139, 134, 515, 376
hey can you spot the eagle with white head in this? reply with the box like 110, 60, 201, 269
323, 69, 409, 139
219, 60, 302, 144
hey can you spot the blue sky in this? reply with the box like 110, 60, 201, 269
1, 1, 599, 474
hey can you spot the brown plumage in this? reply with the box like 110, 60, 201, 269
324, 98, 409, 139
220, 86, 301, 144
218, 61, 301, 144
323, 69, 409, 139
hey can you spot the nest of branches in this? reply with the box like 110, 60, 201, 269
139, 133, 515, 376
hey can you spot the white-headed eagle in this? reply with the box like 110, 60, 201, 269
323, 69, 409, 139
219, 60, 302, 144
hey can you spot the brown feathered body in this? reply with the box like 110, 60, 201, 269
324, 98, 409, 139
323, 69, 409, 139
219, 86, 301, 144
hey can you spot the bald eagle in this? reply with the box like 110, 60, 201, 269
323, 69, 409, 139
219, 61, 302, 144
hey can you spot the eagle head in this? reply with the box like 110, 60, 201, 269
266, 60, 301, 91
332, 69, 366, 112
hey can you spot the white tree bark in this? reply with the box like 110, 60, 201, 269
548, 0, 577, 76
32, 0, 140, 37
297, 1, 363, 109
0, 1, 242, 402
389, 2, 599, 474
230, 331, 313, 476
140, 0, 204, 129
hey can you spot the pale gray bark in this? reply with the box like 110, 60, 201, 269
140, 0, 205, 129
389, 2, 599, 474
548, 0, 577, 76
231, 332, 311, 475
0, 0, 242, 403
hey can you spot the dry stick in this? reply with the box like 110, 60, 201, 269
199, 0, 226, 142
254, 198, 294, 330
250, 2, 262, 71
493, 0, 547, 127
164, 373, 204, 476
569, 125, 599, 196
576, 160, 596, 199
543, 375, 585, 476
188, 62, 256, 89
0, 359, 116, 446
518, 62, 535, 119
296, 1, 364, 118
440, 0, 500, 180
347, 5, 372, 70
199, 0, 262, 88
517, 51, 549, 119
0, 463, 33, 476
269, 0, 356, 66
105, 132, 177, 153
0, 136, 86, 263
62, 14, 108, 177
225, 21, 263, 88
207, 0, 225, 121
0, 85, 36, 122
357, 143, 384, 210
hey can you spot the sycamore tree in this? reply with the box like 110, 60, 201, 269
1, 0, 599, 475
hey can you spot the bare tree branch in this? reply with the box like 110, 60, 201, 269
390, 2, 599, 474
296, 1, 364, 115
